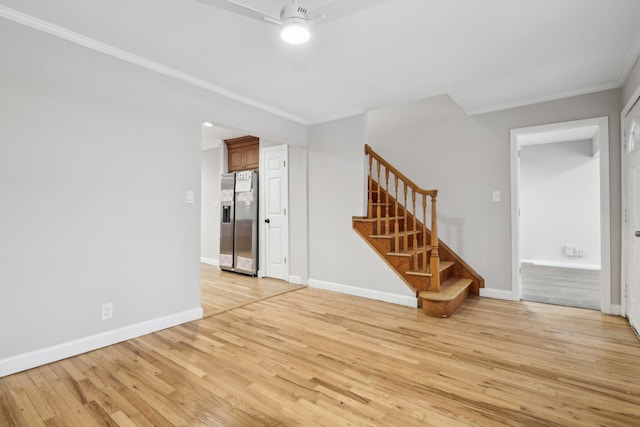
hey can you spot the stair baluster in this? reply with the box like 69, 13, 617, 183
368, 154, 373, 218
394, 176, 399, 252
422, 195, 428, 273
412, 190, 418, 270
384, 168, 390, 234
430, 193, 440, 292
376, 160, 381, 234
403, 182, 408, 251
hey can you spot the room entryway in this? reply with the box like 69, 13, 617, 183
511, 117, 611, 311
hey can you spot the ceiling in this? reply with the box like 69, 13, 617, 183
2, 0, 640, 125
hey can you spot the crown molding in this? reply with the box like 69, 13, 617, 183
463, 82, 620, 116
0, 5, 309, 125
617, 28, 640, 85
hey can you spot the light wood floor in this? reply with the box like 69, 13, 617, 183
521, 262, 601, 310
2, 287, 640, 426
200, 263, 303, 318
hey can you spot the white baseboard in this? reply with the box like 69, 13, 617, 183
610, 304, 622, 316
308, 278, 416, 308
200, 257, 218, 266
480, 288, 519, 301
0, 307, 203, 378
288, 275, 303, 285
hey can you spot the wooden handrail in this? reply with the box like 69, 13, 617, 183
365, 144, 440, 292
365, 144, 437, 197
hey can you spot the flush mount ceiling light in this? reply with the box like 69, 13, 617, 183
280, 18, 310, 44
278, 1, 311, 44
199, 0, 385, 45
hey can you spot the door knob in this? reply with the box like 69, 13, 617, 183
636, 231, 640, 237
265, 218, 270, 224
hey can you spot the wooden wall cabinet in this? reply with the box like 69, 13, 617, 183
225, 136, 259, 172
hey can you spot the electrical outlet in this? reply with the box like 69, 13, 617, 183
101, 303, 113, 320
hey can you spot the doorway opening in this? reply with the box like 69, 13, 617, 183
511, 117, 611, 312
200, 123, 297, 317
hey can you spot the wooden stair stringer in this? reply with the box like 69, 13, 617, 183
353, 218, 419, 295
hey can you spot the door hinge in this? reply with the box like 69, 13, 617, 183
284, 257, 287, 264
283, 160, 286, 167
284, 208, 287, 215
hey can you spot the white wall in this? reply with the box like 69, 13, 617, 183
201, 147, 221, 264
307, 115, 415, 301
519, 140, 601, 267
623, 56, 640, 108
0, 18, 306, 367
366, 89, 621, 302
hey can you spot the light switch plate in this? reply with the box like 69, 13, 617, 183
186, 190, 194, 204
492, 191, 501, 202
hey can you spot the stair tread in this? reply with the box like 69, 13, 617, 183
370, 230, 420, 239
387, 245, 432, 257
405, 261, 454, 276
419, 277, 473, 301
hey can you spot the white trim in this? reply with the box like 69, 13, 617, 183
0, 5, 307, 125
288, 275, 303, 285
597, 119, 613, 314
306, 108, 366, 126
0, 307, 203, 378
201, 143, 221, 151
200, 257, 219, 266
520, 259, 601, 271
622, 85, 640, 118
479, 288, 519, 301
510, 128, 522, 301
511, 117, 612, 314
308, 279, 417, 308
621, 110, 628, 319
610, 304, 622, 316
617, 29, 640, 86
466, 83, 619, 116
620, 89, 640, 319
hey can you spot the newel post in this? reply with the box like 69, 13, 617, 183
429, 192, 440, 292
367, 152, 373, 218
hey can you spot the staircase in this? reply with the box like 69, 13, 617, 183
353, 145, 484, 317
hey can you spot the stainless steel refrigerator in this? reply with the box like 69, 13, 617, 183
219, 171, 258, 276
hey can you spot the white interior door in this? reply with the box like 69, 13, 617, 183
624, 101, 640, 333
263, 144, 289, 281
